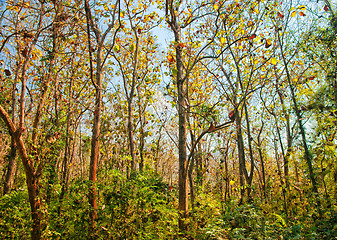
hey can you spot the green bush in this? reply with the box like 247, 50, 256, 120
45, 170, 178, 239
0, 190, 31, 239
47, 180, 91, 239
96, 170, 179, 239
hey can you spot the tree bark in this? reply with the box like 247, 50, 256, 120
58, 73, 74, 211
274, 137, 288, 214
84, 0, 119, 234
166, 0, 188, 231
243, 101, 254, 200
0, 106, 42, 240
127, 30, 139, 173
0, 4, 45, 238
3, 61, 19, 195
177, 58, 188, 231
84, 0, 102, 231
276, 80, 292, 193
3, 140, 17, 195
88, 52, 102, 234
188, 131, 195, 209
137, 93, 145, 173
234, 109, 248, 202
278, 32, 320, 199
256, 122, 266, 200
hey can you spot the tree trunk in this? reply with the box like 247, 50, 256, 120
276, 15, 319, 198
0, 106, 42, 240
88, 58, 102, 235
235, 110, 248, 202
278, 34, 320, 202
166, 2, 189, 231
177, 67, 188, 231
3, 64, 19, 195
243, 102, 254, 200
196, 142, 203, 186
84, 0, 103, 234
127, 98, 136, 173
3, 140, 16, 195
58, 94, 73, 211
138, 99, 145, 173
221, 140, 230, 203
128, 31, 140, 173
188, 132, 195, 210
257, 123, 266, 200
274, 137, 288, 215
276, 81, 292, 193
0, 5, 44, 237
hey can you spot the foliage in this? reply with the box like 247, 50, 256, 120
0, 0, 337, 239
0, 190, 31, 239
187, 191, 222, 239
41, 170, 178, 239
96, 170, 178, 239
205, 199, 337, 240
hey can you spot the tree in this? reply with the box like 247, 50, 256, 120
84, 0, 120, 235
112, 0, 160, 174
0, 0, 67, 238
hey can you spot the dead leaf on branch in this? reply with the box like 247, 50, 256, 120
4, 69, 11, 76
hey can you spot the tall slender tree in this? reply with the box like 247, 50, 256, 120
84, 0, 120, 235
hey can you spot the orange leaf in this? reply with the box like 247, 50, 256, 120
229, 110, 235, 120
167, 55, 175, 63
249, 34, 256, 40
277, 12, 284, 18
299, 11, 305, 16
265, 39, 272, 48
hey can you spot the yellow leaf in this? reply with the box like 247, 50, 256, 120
271, 57, 277, 65
220, 37, 225, 44
129, 43, 135, 52
230, 180, 235, 185
291, 11, 296, 17
213, 4, 218, 11
114, 44, 120, 52
298, 5, 306, 10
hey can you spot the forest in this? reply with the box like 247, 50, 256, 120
0, 0, 336, 239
